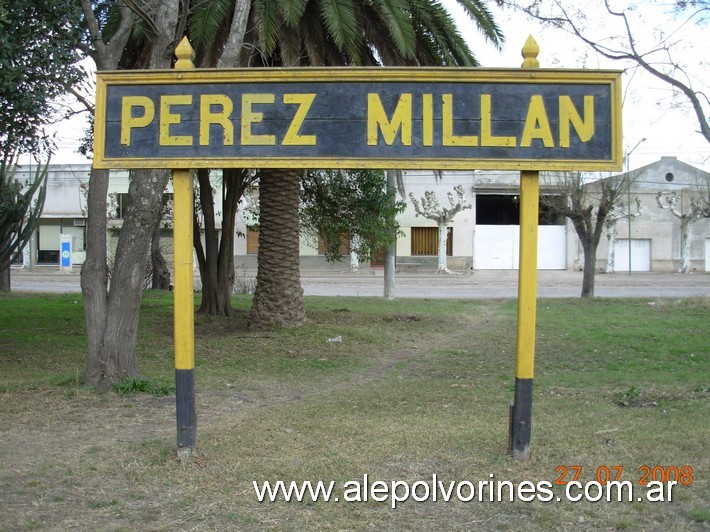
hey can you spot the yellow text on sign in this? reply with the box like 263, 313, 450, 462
120, 93, 317, 147
367, 93, 594, 148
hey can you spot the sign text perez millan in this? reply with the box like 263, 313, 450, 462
94, 68, 622, 171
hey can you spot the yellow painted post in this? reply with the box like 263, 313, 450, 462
173, 37, 196, 460
510, 36, 540, 461
516, 171, 539, 381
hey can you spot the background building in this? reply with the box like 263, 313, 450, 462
14, 157, 709, 273
14, 163, 90, 268
592, 156, 710, 273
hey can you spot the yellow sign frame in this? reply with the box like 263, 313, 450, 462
94, 67, 623, 171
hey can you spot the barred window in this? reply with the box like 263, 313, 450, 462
317, 234, 350, 256
246, 226, 259, 255
411, 227, 452, 256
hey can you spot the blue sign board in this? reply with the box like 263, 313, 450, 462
94, 68, 623, 171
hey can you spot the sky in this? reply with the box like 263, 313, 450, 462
39, 0, 709, 173
447, 0, 709, 172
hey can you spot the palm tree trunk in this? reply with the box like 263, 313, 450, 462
249, 169, 306, 329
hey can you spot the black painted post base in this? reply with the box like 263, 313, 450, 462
176, 369, 196, 460
510, 377, 533, 461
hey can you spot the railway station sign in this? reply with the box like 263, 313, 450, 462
94, 68, 622, 171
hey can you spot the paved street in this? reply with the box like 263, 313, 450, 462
9, 266, 710, 299
301, 269, 710, 299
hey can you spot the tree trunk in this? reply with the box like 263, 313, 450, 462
195, 168, 248, 316
0, 187, 13, 287
383, 170, 396, 300
83, 169, 170, 390
196, 168, 220, 314
679, 219, 691, 273
150, 218, 171, 290
605, 224, 616, 274
350, 235, 360, 272
568, 208, 603, 299
437, 222, 448, 273
189, 0, 253, 312
249, 169, 306, 329
0, 261, 10, 291
215, 168, 245, 312
193, 0, 253, 314
581, 240, 597, 298
79, 0, 178, 390
81, 168, 110, 386
78, 4, 125, 386
216, 1, 251, 68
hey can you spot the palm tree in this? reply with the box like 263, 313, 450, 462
243, 0, 502, 68
176, 0, 502, 326
244, 0, 503, 329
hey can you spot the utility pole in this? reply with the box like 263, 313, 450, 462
626, 138, 646, 274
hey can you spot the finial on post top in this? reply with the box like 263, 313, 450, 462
174, 37, 195, 70
521, 35, 540, 68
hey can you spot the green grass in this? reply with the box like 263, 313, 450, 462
0, 291, 707, 530
113, 377, 175, 396
535, 298, 709, 390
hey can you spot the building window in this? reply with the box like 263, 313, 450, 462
38, 250, 60, 264
476, 194, 518, 225
317, 234, 350, 256
411, 227, 452, 256
475, 194, 564, 225
246, 226, 259, 254
665, 172, 674, 182
116, 193, 130, 219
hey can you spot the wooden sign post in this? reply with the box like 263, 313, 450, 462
510, 38, 541, 462
172, 39, 196, 460
94, 36, 622, 461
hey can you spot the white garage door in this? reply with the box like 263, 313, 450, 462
474, 225, 566, 270
614, 239, 651, 272
705, 239, 710, 272
538, 226, 567, 269
475, 226, 517, 269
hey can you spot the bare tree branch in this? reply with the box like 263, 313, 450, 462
541, 171, 631, 295
501, 0, 709, 143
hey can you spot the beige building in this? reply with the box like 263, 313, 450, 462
593, 156, 710, 273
